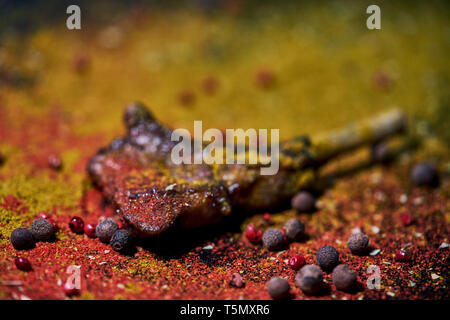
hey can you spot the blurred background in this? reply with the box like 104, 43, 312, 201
0, 0, 449, 151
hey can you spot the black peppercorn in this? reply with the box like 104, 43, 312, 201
266, 277, 290, 299
30, 218, 54, 241
332, 264, 357, 291
284, 218, 305, 242
347, 233, 370, 255
316, 245, 339, 271
96, 218, 118, 243
262, 228, 286, 251
10, 228, 35, 250
110, 229, 133, 254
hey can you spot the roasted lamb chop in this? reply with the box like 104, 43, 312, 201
87, 103, 406, 238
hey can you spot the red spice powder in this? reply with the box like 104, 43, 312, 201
0, 104, 448, 300
1, 174, 448, 300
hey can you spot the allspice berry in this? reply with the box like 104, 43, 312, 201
262, 228, 286, 251
332, 264, 357, 291
347, 233, 370, 255
10, 228, 35, 250
371, 141, 392, 164
96, 218, 119, 243
30, 218, 54, 241
411, 162, 439, 187
110, 229, 133, 254
15, 257, 33, 271
291, 191, 316, 213
296, 264, 323, 295
316, 245, 339, 271
266, 277, 290, 300
284, 218, 305, 242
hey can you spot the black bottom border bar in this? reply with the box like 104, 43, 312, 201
1, 299, 448, 318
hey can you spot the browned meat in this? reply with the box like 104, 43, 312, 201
87, 102, 406, 238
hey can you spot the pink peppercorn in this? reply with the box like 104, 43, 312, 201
63, 281, 80, 297
15, 257, 32, 271
288, 255, 306, 271
201, 76, 219, 95
229, 273, 245, 288
263, 213, 272, 224
396, 249, 412, 262
400, 212, 413, 226
255, 69, 275, 89
245, 223, 262, 244
69, 216, 84, 234
37, 212, 48, 219
48, 154, 62, 170
84, 223, 97, 238
372, 70, 393, 90
46, 218, 58, 230
178, 90, 195, 106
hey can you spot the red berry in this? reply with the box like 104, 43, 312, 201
201, 76, 219, 95
263, 213, 272, 224
117, 220, 123, 229
37, 212, 48, 219
14, 257, 32, 271
229, 273, 245, 288
63, 281, 80, 297
48, 154, 62, 170
395, 249, 412, 262
46, 218, 58, 230
84, 223, 97, 238
246, 223, 256, 233
245, 223, 262, 244
73, 52, 90, 74
178, 90, 195, 106
288, 255, 306, 270
400, 212, 412, 226
372, 70, 393, 90
69, 216, 84, 234
3, 195, 21, 210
